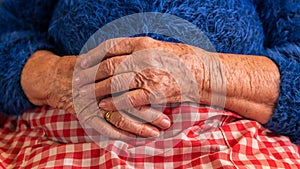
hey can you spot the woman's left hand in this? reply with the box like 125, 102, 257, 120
76, 37, 212, 111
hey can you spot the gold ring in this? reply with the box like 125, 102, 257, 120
104, 111, 113, 122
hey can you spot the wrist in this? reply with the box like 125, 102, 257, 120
219, 53, 280, 123
197, 52, 280, 123
21, 50, 60, 106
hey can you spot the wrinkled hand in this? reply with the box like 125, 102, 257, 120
77, 37, 215, 111
78, 37, 280, 124
21, 50, 170, 139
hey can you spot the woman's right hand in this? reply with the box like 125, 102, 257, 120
21, 50, 170, 139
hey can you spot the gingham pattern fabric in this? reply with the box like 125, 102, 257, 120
0, 105, 299, 169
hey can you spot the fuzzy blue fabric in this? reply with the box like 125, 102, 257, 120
0, 0, 299, 144
254, 0, 300, 145
0, 0, 57, 115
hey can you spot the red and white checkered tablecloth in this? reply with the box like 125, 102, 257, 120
0, 104, 299, 169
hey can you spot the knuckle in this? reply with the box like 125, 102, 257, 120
101, 39, 112, 52
104, 38, 121, 53
148, 90, 159, 103
136, 106, 145, 112
137, 124, 147, 136
127, 94, 137, 107
134, 73, 145, 87
111, 76, 123, 92
101, 59, 113, 75
104, 38, 115, 47
114, 114, 127, 129
148, 108, 161, 121
140, 89, 151, 104
137, 37, 154, 48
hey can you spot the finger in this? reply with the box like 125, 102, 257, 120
80, 37, 134, 68
101, 109, 160, 138
99, 89, 151, 111
74, 65, 98, 87
75, 55, 129, 87
77, 102, 136, 140
80, 37, 157, 68
126, 106, 171, 129
95, 55, 130, 80
104, 37, 193, 57
104, 37, 160, 57
79, 72, 138, 99
85, 115, 136, 140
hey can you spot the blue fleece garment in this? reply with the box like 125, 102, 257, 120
0, 0, 299, 144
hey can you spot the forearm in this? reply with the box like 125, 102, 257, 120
200, 52, 280, 123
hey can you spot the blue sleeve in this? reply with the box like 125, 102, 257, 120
254, 0, 300, 144
0, 0, 58, 116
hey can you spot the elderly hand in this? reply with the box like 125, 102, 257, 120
77, 37, 210, 109
78, 37, 280, 124
21, 50, 170, 140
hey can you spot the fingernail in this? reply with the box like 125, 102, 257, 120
161, 119, 171, 129
150, 129, 160, 137
99, 100, 106, 108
